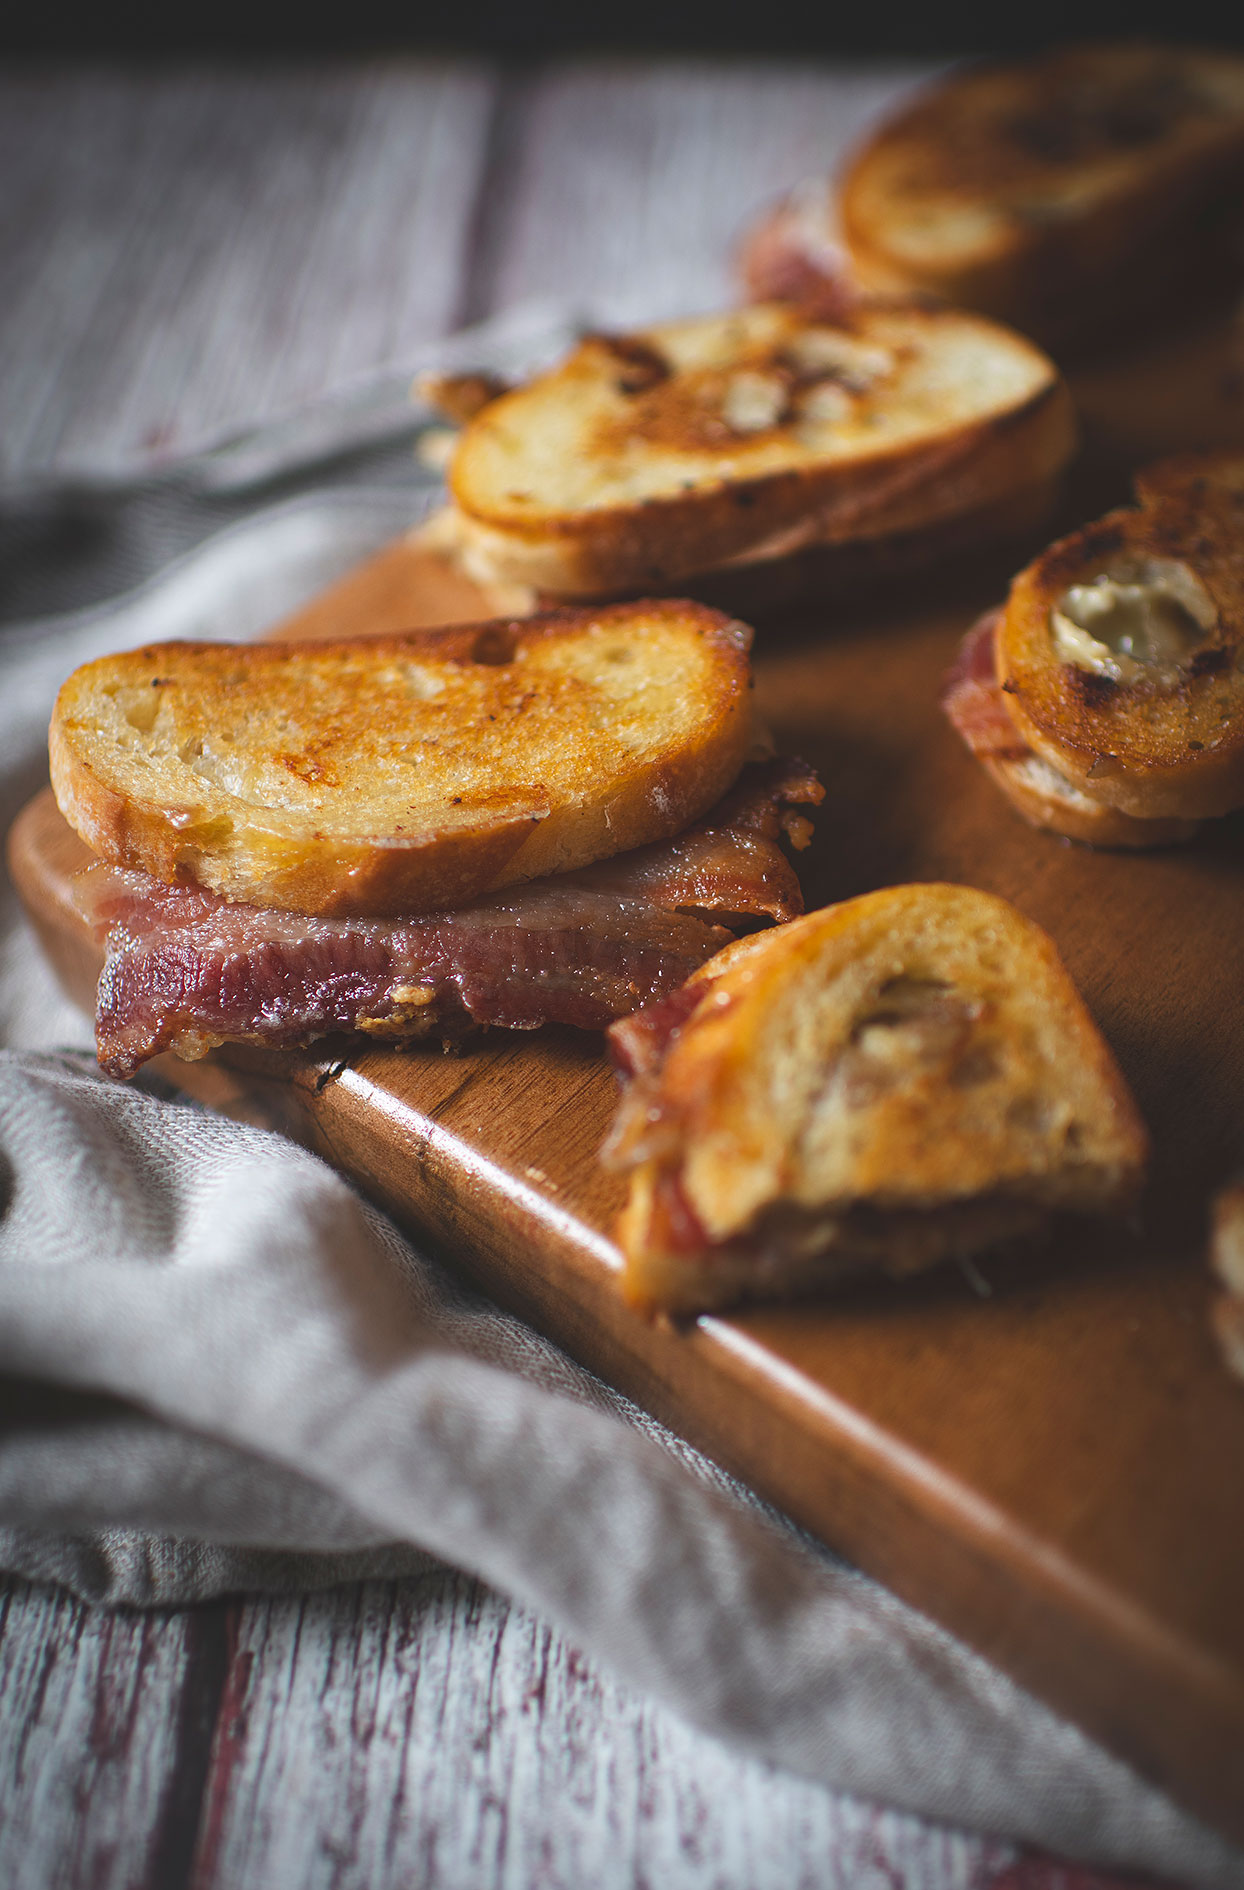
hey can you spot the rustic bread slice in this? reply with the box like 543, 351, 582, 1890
995, 451, 1244, 821
604, 883, 1147, 1315
437, 303, 1073, 599
49, 602, 755, 919
837, 43, 1244, 350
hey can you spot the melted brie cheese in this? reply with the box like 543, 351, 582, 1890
1051, 565, 1216, 683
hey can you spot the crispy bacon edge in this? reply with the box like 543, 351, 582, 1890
76, 758, 823, 1079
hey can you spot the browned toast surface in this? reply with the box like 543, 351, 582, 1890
49, 602, 756, 917
839, 43, 1244, 347
942, 610, 1203, 849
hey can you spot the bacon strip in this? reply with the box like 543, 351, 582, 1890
78, 759, 822, 1079
941, 610, 1031, 763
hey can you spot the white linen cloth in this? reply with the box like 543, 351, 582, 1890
0, 312, 1239, 1888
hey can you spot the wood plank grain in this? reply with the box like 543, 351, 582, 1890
0, 1576, 228, 1890
179, 1570, 1087, 1890
0, 65, 496, 474
458, 60, 924, 329
0, 1570, 1143, 1890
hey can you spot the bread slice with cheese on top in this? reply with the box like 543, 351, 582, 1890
942, 610, 1202, 850
994, 451, 1244, 823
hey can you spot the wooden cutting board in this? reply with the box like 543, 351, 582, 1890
11, 441, 1244, 1850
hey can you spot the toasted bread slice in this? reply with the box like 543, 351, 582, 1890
981, 750, 1201, 850
49, 602, 756, 919
1211, 1182, 1244, 1382
837, 43, 1244, 351
437, 303, 1074, 600
943, 611, 1201, 849
995, 451, 1244, 821
604, 884, 1147, 1315
428, 472, 1062, 623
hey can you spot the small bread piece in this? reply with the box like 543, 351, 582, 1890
995, 451, 1244, 821
943, 611, 1201, 850
982, 752, 1200, 851
438, 303, 1074, 600
604, 884, 1148, 1315
49, 601, 755, 919
1211, 1183, 1244, 1382
837, 43, 1244, 350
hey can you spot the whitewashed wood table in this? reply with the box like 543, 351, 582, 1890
0, 59, 1148, 1890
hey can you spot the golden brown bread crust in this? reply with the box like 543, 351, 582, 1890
644, 477, 1061, 621
838, 43, 1244, 350
979, 750, 1201, 850
444, 476, 1060, 622
442, 304, 1074, 599
995, 452, 1244, 820
49, 602, 756, 918
605, 884, 1148, 1315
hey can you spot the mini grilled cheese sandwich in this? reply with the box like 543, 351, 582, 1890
48, 602, 823, 1077
604, 883, 1147, 1315
741, 43, 1244, 355
421, 303, 1074, 612
945, 451, 1244, 842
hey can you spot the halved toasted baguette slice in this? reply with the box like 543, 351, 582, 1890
604, 883, 1147, 1316
49, 601, 755, 919
943, 611, 1201, 849
838, 43, 1244, 351
434, 303, 1074, 602
995, 450, 1244, 821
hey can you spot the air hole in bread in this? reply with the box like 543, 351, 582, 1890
852, 975, 961, 1040
122, 692, 160, 735
1006, 1093, 1054, 1136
